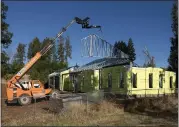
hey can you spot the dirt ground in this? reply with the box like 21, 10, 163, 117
1, 79, 178, 126
2, 100, 178, 126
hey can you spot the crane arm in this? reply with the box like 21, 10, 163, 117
7, 52, 42, 88
7, 19, 76, 88
7, 17, 101, 88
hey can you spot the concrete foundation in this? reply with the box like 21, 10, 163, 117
48, 94, 83, 113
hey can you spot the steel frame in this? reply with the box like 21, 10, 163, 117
81, 34, 129, 58
73, 58, 131, 72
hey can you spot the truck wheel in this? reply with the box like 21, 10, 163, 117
50, 90, 60, 99
5, 99, 9, 106
18, 94, 32, 106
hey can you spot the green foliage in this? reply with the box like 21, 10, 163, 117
28, 60, 51, 83
171, 2, 178, 37
113, 39, 136, 62
127, 38, 136, 62
51, 41, 58, 62
27, 37, 41, 59
1, 51, 11, 77
58, 36, 65, 63
13, 43, 26, 64
4, 74, 14, 80
27, 37, 42, 80
1, 1, 13, 48
113, 41, 128, 56
11, 61, 24, 74
1, 51, 9, 64
26, 37, 68, 83
1, 2, 13, 77
41, 38, 54, 61
64, 36, 72, 63
168, 2, 178, 71
168, 2, 178, 86
2, 64, 10, 77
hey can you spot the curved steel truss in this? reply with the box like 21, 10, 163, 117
81, 34, 129, 58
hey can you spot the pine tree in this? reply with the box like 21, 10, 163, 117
1, 2, 13, 76
27, 37, 41, 80
13, 43, 26, 64
57, 36, 65, 63
1, 1, 13, 48
1, 51, 10, 76
127, 38, 136, 62
168, 2, 178, 86
118, 41, 128, 54
51, 40, 57, 62
27, 37, 41, 59
113, 42, 119, 57
41, 37, 53, 61
64, 36, 72, 63
11, 43, 26, 74
113, 41, 128, 57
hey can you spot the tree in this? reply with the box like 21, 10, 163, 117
1, 51, 10, 76
11, 43, 26, 74
51, 41, 57, 62
113, 41, 128, 56
64, 36, 72, 63
1, 2, 13, 77
26, 37, 67, 83
13, 43, 26, 64
41, 37, 53, 61
27, 37, 42, 80
57, 36, 65, 63
27, 37, 41, 59
1, 1, 13, 48
1, 51, 10, 65
127, 38, 136, 62
168, 2, 178, 86
117, 41, 128, 54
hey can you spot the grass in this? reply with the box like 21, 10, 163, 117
2, 95, 178, 126
2, 100, 124, 126
55, 101, 124, 126
124, 95, 178, 113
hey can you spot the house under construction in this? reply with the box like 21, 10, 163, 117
48, 58, 176, 97
48, 34, 177, 97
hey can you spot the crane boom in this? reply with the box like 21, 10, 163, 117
7, 17, 101, 88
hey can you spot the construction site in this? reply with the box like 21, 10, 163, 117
1, 1, 178, 126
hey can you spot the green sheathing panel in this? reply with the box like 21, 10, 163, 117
126, 70, 132, 95
101, 66, 129, 94
79, 70, 99, 92
59, 69, 100, 92
58, 66, 176, 95
94, 70, 100, 90
63, 76, 73, 91
60, 69, 70, 91
130, 67, 176, 95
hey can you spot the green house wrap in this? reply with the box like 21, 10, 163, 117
49, 64, 176, 97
